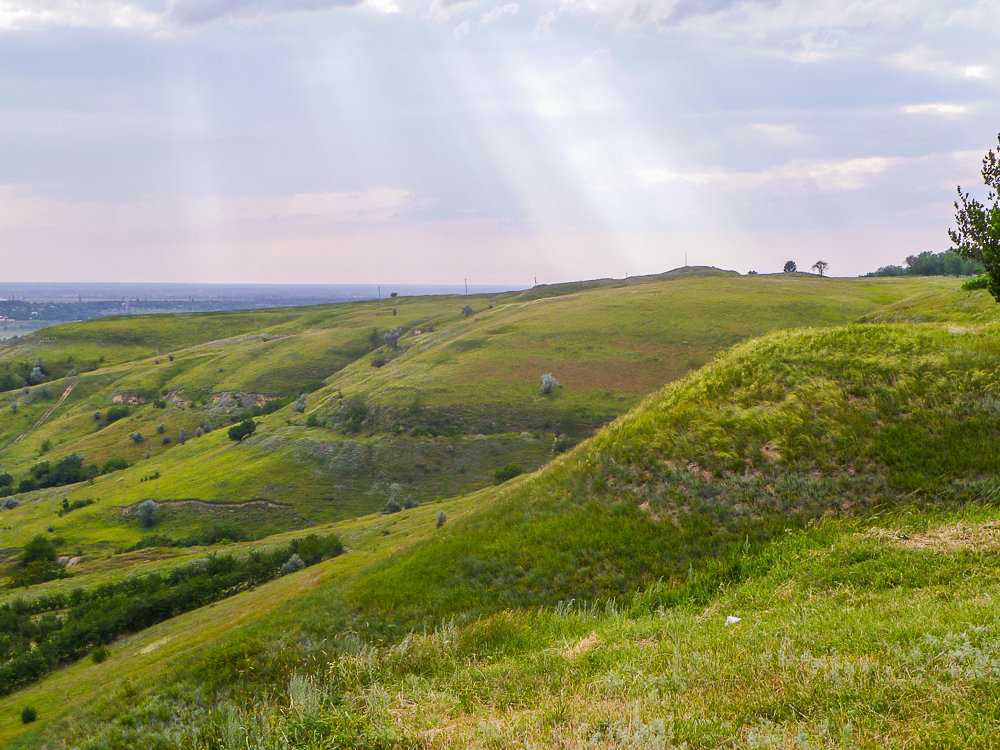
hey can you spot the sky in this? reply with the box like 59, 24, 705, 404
0, 0, 998, 284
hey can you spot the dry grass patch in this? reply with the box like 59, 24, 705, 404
865, 523, 1000, 551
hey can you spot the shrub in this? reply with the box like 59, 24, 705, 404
178, 427, 186, 445
129, 432, 144, 444
293, 395, 306, 413
153, 399, 167, 409
20, 706, 36, 724
462, 304, 474, 317
161, 436, 170, 445
156, 423, 166, 434
541, 373, 561, 395
436, 511, 446, 528
305, 413, 322, 428
39, 439, 51, 454
0, 472, 11, 488
136, 499, 157, 528
228, 419, 257, 442
494, 463, 523, 484
384, 327, 403, 350
101, 457, 129, 474
381, 498, 402, 515
963, 275, 989, 290
341, 397, 368, 433
91, 646, 110, 664
281, 553, 305, 575
105, 404, 130, 423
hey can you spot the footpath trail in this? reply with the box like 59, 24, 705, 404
0, 382, 76, 455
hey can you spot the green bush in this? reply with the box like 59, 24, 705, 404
228, 419, 257, 442
104, 404, 130, 423
493, 463, 523, 484
91, 645, 110, 664
20, 706, 36, 724
136, 499, 157, 528
963, 275, 989, 290
101, 457, 129, 474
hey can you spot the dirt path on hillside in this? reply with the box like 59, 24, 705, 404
0, 382, 76, 456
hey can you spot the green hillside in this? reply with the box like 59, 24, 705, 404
0, 272, 996, 747
0, 273, 943, 559
1, 277, 998, 747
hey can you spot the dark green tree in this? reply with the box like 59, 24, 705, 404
783, 260, 796, 273
950, 133, 1000, 302
227, 419, 257, 442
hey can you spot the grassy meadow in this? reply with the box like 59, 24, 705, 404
0, 269, 998, 747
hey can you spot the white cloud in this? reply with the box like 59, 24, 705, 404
425, 0, 477, 23
636, 156, 898, 193
0, 0, 159, 31
533, 8, 557, 37
453, 2, 517, 36
891, 46, 992, 79
481, 2, 517, 24
901, 103, 972, 116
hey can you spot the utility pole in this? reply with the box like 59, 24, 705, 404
378, 285, 381, 300
464, 278, 468, 295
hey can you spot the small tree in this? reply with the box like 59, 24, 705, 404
136, 499, 157, 528
462, 304, 474, 318
951, 133, 1000, 302
178, 427, 186, 445
783, 260, 797, 273
541, 373, 561, 395
384, 327, 403, 350
293, 394, 306, 413
811, 260, 828, 276
228, 419, 257, 442
436, 511, 446, 528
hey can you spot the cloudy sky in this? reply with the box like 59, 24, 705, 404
0, 0, 997, 284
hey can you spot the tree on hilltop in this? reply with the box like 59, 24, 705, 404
950, 132, 1000, 302
811, 260, 828, 276
783, 260, 797, 273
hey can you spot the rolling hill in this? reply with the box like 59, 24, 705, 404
0, 272, 996, 747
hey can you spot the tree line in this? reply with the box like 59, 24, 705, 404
864, 249, 984, 278
0, 532, 344, 696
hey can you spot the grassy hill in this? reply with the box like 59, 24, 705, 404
0, 273, 945, 561
2, 276, 1000, 747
